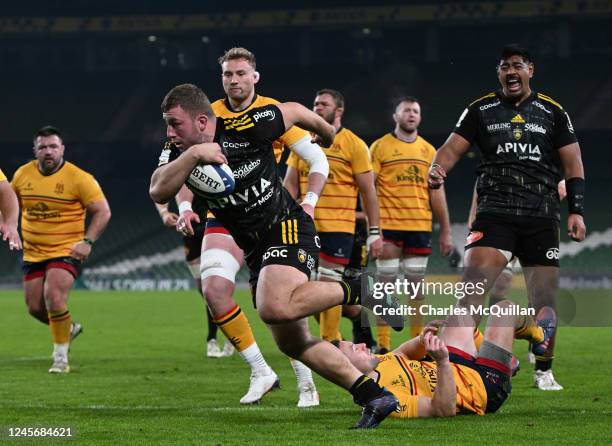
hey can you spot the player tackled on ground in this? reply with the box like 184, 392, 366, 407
11, 126, 111, 373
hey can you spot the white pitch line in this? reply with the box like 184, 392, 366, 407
6, 403, 347, 413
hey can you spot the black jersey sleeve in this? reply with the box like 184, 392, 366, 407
157, 141, 181, 167
453, 105, 479, 143
247, 104, 287, 145
552, 107, 578, 149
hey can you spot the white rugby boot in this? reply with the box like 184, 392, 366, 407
206, 339, 224, 358
297, 381, 320, 408
240, 367, 280, 404
534, 369, 563, 391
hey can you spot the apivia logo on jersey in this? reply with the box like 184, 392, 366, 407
207, 177, 274, 212
496, 142, 541, 161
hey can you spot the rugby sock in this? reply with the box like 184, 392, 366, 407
206, 307, 218, 342
239, 343, 269, 371
377, 324, 391, 352
290, 358, 314, 387
514, 314, 544, 343
349, 375, 385, 406
473, 328, 484, 350
350, 309, 377, 348
340, 278, 361, 305
48, 307, 71, 344
213, 305, 255, 352
320, 305, 343, 342
536, 358, 553, 372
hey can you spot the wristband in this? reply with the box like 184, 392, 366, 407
566, 177, 585, 215
83, 238, 94, 246
302, 191, 319, 207
368, 226, 380, 236
178, 201, 193, 214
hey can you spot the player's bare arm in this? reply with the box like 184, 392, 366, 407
0, 180, 22, 250
558, 142, 586, 241
282, 166, 300, 199
71, 198, 111, 261
150, 143, 226, 203
155, 202, 179, 228
428, 133, 471, 189
355, 171, 382, 258
277, 102, 336, 148
467, 183, 478, 229
430, 185, 453, 256
416, 332, 456, 418
174, 185, 200, 236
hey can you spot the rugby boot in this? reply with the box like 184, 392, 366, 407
352, 388, 400, 429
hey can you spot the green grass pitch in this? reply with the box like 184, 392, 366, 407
1, 289, 611, 445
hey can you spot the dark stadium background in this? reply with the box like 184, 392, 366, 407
1, 0, 609, 287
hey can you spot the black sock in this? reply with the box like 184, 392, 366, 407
206, 308, 217, 341
536, 358, 553, 372
340, 278, 362, 305
349, 375, 384, 406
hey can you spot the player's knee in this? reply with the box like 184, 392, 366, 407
258, 303, 292, 325
202, 276, 234, 305
400, 256, 428, 277
317, 265, 345, 282
376, 258, 400, 278
200, 248, 240, 284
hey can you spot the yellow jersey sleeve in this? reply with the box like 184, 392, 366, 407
350, 136, 372, 175
370, 139, 382, 175
0, 168, 6, 182
76, 172, 105, 206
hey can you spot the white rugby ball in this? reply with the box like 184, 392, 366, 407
186, 163, 235, 199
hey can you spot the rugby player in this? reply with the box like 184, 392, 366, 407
0, 167, 22, 250
428, 44, 586, 390
11, 126, 111, 373
370, 97, 453, 349
150, 84, 402, 428
335, 301, 555, 419
154, 194, 226, 358
175, 47, 320, 406
284, 88, 382, 343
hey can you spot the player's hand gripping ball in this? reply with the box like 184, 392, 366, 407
186, 163, 235, 199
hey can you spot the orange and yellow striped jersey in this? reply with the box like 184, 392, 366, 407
287, 127, 371, 233
11, 161, 105, 262
212, 95, 309, 162
376, 353, 487, 418
0, 168, 6, 182
370, 133, 436, 232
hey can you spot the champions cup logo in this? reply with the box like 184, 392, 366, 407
252, 109, 275, 123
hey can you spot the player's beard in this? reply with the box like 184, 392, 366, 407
318, 110, 335, 125
399, 122, 417, 134
39, 157, 62, 174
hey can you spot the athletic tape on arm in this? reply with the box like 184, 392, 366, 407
289, 136, 329, 177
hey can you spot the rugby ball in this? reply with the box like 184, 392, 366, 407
186, 163, 235, 199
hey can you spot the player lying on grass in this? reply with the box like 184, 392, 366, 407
334, 300, 555, 421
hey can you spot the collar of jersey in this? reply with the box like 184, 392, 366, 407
223, 94, 259, 113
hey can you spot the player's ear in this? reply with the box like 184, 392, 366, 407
528, 62, 534, 79
197, 114, 208, 131
253, 71, 260, 83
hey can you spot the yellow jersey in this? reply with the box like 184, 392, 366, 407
11, 161, 105, 262
376, 353, 487, 418
287, 127, 372, 234
370, 133, 436, 232
0, 168, 6, 182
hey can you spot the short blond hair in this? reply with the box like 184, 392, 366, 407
217, 47, 256, 69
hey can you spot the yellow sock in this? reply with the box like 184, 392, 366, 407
377, 324, 391, 351
320, 305, 342, 342
473, 328, 484, 350
48, 307, 71, 344
514, 315, 544, 343
213, 305, 255, 353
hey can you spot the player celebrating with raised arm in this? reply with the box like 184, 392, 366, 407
11, 126, 111, 373
151, 84, 402, 429
175, 47, 321, 406
0, 167, 22, 250
284, 88, 383, 343
428, 44, 586, 390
